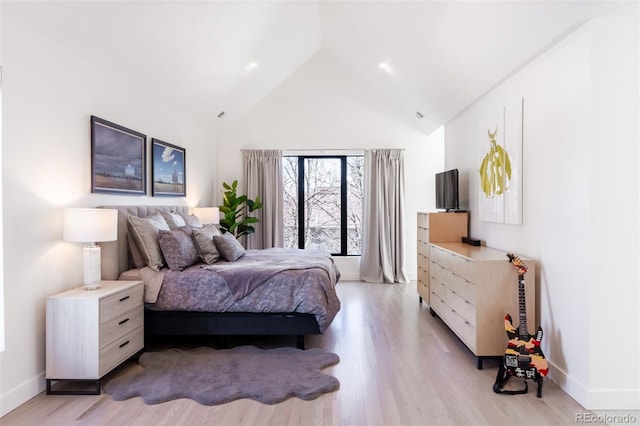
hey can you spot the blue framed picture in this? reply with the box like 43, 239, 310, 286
151, 138, 186, 197
91, 116, 146, 195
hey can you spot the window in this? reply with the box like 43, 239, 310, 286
283, 155, 364, 255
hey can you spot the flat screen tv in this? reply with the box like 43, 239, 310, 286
435, 168, 459, 211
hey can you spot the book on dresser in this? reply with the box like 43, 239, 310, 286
416, 212, 537, 369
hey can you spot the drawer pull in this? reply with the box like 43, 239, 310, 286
119, 340, 130, 349
119, 295, 130, 302
118, 318, 130, 325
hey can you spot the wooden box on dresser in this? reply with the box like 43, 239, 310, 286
46, 280, 144, 394
428, 242, 536, 369
416, 212, 469, 304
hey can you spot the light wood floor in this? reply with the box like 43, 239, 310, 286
3, 281, 596, 426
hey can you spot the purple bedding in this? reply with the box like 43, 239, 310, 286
152, 248, 341, 333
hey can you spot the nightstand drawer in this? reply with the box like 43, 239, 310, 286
100, 284, 143, 324
100, 307, 143, 348
99, 327, 144, 377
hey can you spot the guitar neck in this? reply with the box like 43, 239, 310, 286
517, 273, 528, 340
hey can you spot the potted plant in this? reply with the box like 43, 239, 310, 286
218, 180, 263, 239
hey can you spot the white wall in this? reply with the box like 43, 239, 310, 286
0, 10, 216, 415
216, 50, 443, 280
445, 15, 639, 410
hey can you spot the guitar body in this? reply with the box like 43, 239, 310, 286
503, 314, 548, 379
494, 253, 548, 398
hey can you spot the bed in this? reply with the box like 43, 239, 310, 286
100, 206, 341, 349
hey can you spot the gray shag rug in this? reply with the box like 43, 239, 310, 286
104, 346, 340, 405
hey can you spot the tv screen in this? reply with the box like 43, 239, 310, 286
435, 169, 459, 211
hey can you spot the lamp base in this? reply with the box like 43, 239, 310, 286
83, 245, 102, 290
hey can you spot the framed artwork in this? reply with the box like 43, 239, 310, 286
151, 138, 186, 197
91, 116, 146, 195
478, 97, 523, 224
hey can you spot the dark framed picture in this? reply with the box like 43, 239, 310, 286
91, 116, 146, 195
151, 138, 186, 197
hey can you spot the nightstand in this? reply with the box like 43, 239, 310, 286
46, 280, 144, 395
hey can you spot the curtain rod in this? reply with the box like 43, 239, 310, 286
282, 149, 365, 156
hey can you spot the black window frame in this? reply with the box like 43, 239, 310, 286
285, 154, 362, 256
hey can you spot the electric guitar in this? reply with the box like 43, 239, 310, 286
494, 253, 548, 397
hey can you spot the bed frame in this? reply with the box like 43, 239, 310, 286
100, 206, 320, 349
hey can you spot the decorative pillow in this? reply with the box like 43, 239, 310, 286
127, 213, 170, 271
160, 211, 187, 229
192, 224, 221, 264
127, 233, 146, 269
180, 212, 202, 228
213, 232, 246, 262
158, 226, 200, 271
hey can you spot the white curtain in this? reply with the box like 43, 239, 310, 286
359, 149, 408, 283
242, 149, 284, 249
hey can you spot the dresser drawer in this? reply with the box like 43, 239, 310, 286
430, 292, 448, 322
447, 309, 477, 351
417, 213, 429, 229
430, 274, 445, 299
99, 327, 144, 377
434, 249, 476, 282
100, 284, 143, 324
417, 228, 429, 245
417, 240, 430, 256
445, 288, 476, 327
99, 307, 143, 348
448, 272, 476, 304
430, 260, 446, 282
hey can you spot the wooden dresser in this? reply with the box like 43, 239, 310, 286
416, 212, 469, 304
428, 242, 536, 368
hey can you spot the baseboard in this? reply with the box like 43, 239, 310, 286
338, 272, 361, 281
0, 371, 45, 417
548, 359, 640, 410
547, 359, 589, 408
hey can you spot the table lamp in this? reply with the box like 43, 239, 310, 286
63, 208, 118, 290
193, 207, 220, 225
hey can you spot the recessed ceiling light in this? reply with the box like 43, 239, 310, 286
245, 62, 259, 72
378, 62, 393, 74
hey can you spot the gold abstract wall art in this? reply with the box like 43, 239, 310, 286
478, 97, 523, 224
479, 127, 512, 198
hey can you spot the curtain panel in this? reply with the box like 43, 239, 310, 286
359, 149, 409, 283
242, 149, 284, 249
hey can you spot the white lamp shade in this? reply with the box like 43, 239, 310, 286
193, 207, 220, 225
63, 208, 118, 243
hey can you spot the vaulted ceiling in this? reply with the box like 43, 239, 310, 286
5, 1, 621, 135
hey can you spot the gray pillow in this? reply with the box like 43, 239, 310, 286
192, 224, 221, 264
213, 232, 246, 262
160, 211, 187, 229
127, 233, 146, 269
158, 226, 200, 271
127, 213, 170, 271
180, 212, 202, 228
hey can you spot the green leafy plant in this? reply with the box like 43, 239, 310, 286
218, 180, 263, 238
